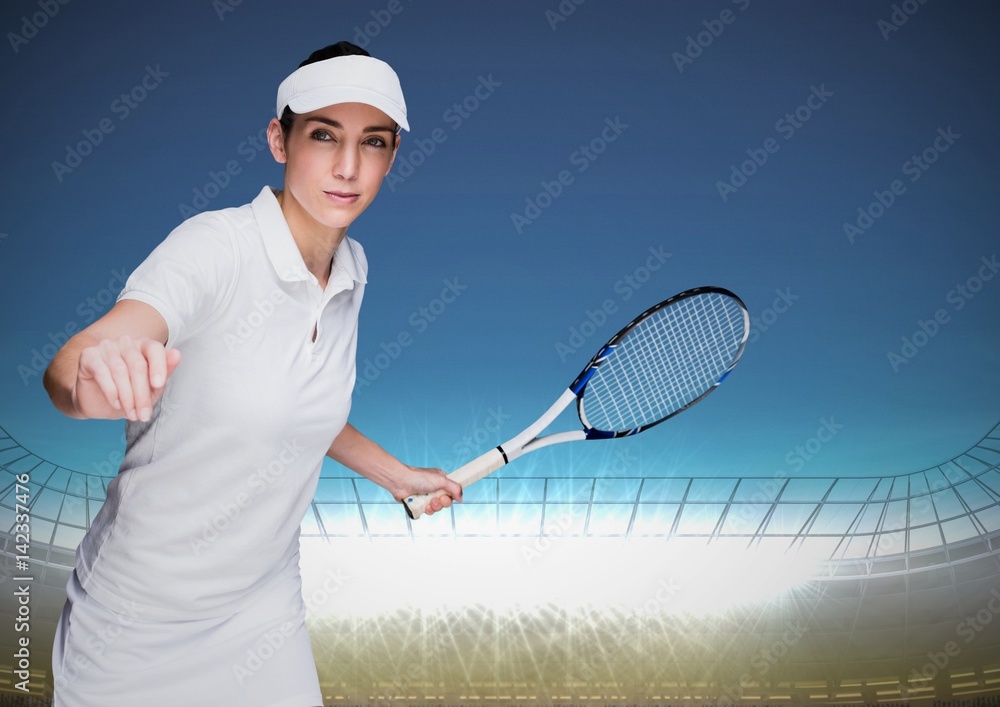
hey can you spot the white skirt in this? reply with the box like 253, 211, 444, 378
51, 569, 323, 707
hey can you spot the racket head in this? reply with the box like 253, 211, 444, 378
571, 286, 749, 438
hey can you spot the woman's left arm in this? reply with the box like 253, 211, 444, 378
326, 423, 463, 516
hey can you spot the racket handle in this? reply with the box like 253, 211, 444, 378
403, 446, 507, 520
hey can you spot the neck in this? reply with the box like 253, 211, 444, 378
275, 189, 346, 288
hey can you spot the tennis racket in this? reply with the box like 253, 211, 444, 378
403, 286, 750, 520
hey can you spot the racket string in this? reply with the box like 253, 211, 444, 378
581, 292, 746, 432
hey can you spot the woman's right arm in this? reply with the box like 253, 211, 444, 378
43, 299, 181, 422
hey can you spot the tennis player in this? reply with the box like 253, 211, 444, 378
43, 41, 462, 706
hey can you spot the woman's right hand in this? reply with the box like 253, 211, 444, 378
73, 335, 182, 421
44, 300, 177, 421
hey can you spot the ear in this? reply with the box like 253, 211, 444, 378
385, 133, 401, 176
267, 118, 288, 164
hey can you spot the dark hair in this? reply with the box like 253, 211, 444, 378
278, 41, 399, 136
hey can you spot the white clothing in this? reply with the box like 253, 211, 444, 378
54, 185, 365, 704
52, 569, 322, 707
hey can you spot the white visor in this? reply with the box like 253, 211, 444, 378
276, 55, 408, 132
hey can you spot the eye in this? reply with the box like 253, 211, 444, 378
363, 136, 388, 149
310, 129, 334, 142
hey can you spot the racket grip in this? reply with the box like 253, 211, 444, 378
402, 446, 507, 520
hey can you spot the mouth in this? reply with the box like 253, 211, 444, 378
323, 190, 360, 205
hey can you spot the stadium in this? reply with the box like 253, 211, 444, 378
1, 2, 998, 706
3, 421, 999, 705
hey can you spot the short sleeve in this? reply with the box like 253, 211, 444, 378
118, 213, 239, 349
346, 237, 368, 279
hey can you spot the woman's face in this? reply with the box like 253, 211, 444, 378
268, 101, 399, 233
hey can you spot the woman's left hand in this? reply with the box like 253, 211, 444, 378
326, 424, 464, 516
392, 467, 463, 516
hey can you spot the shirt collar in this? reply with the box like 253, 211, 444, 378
252, 186, 367, 287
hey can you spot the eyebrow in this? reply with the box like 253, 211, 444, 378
304, 116, 395, 134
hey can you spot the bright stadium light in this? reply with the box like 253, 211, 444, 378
298, 534, 821, 620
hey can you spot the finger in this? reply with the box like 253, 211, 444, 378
424, 496, 440, 516
122, 345, 152, 422
422, 468, 463, 503
164, 348, 182, 378
78, 347, 122, 412
427, 495, 450, 515
443, 477, 463, 503
102, 339, 137, 419
150, 349, 183, 410
140, 339, 169, 390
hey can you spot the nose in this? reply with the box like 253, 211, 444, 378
332, 143, 359, 181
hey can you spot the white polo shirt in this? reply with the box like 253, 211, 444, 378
77, 186, 366, 620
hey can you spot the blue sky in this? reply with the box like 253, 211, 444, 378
1, 0, 997, 484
